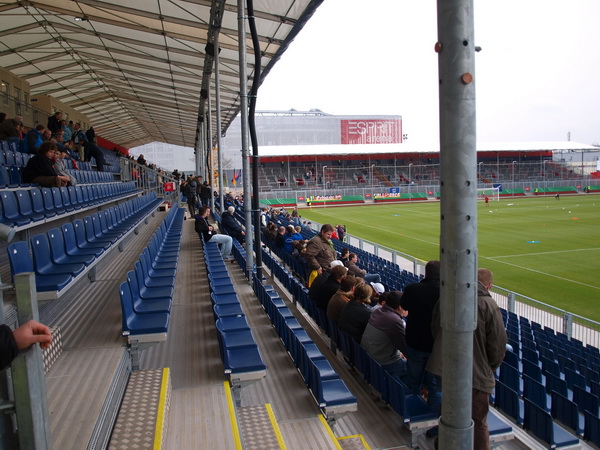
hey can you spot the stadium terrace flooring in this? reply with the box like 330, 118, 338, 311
16, 212, 590, 449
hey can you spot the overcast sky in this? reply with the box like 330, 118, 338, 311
255, 0, 600, 147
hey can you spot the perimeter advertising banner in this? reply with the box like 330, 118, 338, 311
340, 119, 402, 145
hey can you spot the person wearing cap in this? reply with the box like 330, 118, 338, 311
338, 282, 374, 342
361, 291, 408, 378
221, 206, 245, 244
304, 224, 337, 274
0, 116, 24, 141
400, 260, 442, 419
369, 282, 385, 304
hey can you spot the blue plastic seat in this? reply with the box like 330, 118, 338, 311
584, 410, 600, 446
308, 358, 356, 408
135, 260, 174, 288
7, 241, 71, 291
30, 188, 53, 218
573, 384, 599, 415
121, 281, 171, 315
551, 391, 583, 436
50, 187, 67, 214
523, 374, 550, 412
61, 222, 103, 258
120, 281, 169, 336
74, 218, 110, 250
215, 316, 250, 333
87, 214, 118, 244
0, 190, 31, 226
31, 233, 85, 277
126, 269, 172, 301
47, 228, 94, 266
15, 190, 44, 222
494, 380, 523, 425
523, 398, 579, 448
59, 186, 75, 212
67, 186, 82, 209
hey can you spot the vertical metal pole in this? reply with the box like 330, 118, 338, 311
437, 1, 477, 449
238, 0, 254, 278
214, 41, 225, 213
198, 119, 205, 179
12, 273, 51, 450
207, 93, 216, 209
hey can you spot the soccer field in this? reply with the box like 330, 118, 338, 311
299, 195, 600, 322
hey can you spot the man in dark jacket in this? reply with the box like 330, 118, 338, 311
221, 206, 245, 244
1, 320, 52, 370
47, 111, 62, 134
194, 206, 233, 260
400, 260, 441, 409
24, 124, 45, 154
426, 268, 507, 449
308, 263, 347, 310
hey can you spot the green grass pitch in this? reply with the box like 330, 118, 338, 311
299, 195, 600, 322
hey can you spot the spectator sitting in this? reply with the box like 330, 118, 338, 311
369, 282, 385, 305
327, 275, 359, 322
274, 226, 286, 248
308, 262, 347, 311
304, 223, 337, 275
194, 206, 234, 260
339, 248, 350, 264
283, 225, 303, 253
221, 206, 245, 244
22, 141, 70, 187
291, 239, 307, 259
24, 124, 45, 154
263, 222, 278, 242
0, 116, 24, 141
54, 146, 77, 186
345, 253, 382, 284
361, 291, 408, 378
338, 282, 374, 342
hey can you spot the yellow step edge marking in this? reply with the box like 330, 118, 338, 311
265, 403, 287, 449
223, 381, 243, 450
153, 367, 170, 450
318, 414, 342, 450
338, 434, 372, 450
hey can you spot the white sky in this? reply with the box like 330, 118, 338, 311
255, 0, 600, 146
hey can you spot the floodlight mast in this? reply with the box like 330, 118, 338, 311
437, 0, 478, 448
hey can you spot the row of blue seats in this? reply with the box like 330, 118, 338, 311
0, 182, 137, 229
0, 164, 113, 189
495, 380, 588, 447
204, 239, 266, 380
7, 193, 163, 297
251, 272, 356, 419
261, 247, 515, 446
120, 206, 185, 338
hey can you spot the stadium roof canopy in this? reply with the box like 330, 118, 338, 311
257, 141, 599, 157
0, 0, 321, 149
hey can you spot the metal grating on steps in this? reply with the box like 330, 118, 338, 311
237, 404, 285, 449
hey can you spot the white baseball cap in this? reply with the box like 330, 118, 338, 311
370, 282, 385, 294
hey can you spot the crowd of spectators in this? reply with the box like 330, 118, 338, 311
259, 210, 507, 447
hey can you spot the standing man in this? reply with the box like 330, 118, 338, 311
400, 260, 442, 424
195, 206, 233, 260
200, 181, 211, 207
47, 111, 62, 134
426, 268, 507, 449
72, 122, 88, 161
304, 224, 337, 275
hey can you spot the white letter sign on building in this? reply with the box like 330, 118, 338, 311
340, 119, 402, 145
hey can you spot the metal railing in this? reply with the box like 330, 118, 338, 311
119, 159, 180, 205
